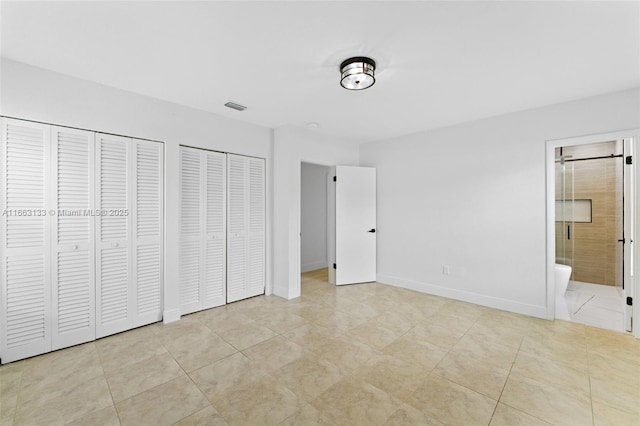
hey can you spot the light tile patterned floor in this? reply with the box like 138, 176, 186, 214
1, 268, 639, 425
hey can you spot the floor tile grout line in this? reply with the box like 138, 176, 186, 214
94, 343, 123, 426
487, 336, 524, 425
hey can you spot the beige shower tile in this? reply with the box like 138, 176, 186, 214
500, 375, 592, 426
116, 375, 209, 426
217, 322, 277, 351
312, 376, 402, 426
105, 351, 184, 402
189, 352, 266, 401
14, 375, 112, 426
433, 351, 510, 400
397, 373, 496, 426
211, 375, 302, 425
242, 335, 305, 372
275, 353, 345, 402
489, 403, 551, 426
173, 405, 228, 426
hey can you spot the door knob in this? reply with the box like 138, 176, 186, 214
368, 229, 376, 233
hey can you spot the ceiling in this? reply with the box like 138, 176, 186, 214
1, 1, 639, 144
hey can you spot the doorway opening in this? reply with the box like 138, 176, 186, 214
300, 162, 331, 294
547, 130, 639, 337
555, 140, 624, 330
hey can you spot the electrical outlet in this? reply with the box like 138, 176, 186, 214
443, 265, 451, 275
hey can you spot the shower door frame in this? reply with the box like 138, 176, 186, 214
546, 129, 640, 338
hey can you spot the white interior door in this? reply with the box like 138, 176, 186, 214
0, 118, 52, 363
335, 166, 376, 285
623, 137, 635, 333
51, 126, 95, 350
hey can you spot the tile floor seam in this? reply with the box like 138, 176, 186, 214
586, 348, 596, 426
9, 368, 24, 426
488, 337, 524, 425
63, 346, 120, 426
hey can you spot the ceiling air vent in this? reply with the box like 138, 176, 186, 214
224, 101, 247, 111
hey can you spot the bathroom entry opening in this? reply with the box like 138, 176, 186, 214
555, 142, 625, 288
547, 130, 638, 337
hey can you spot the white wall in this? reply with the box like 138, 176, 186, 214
360, 88, 640, 318
272, 126, 359, 299
300, 162, 329, 273
0, 59, 273, 322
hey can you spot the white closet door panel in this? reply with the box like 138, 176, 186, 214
227, 155, 246, 235
51, 127, 95, 350
132, 140, 163, 325
98, 137, 128, 242
226, 238, 246, 303
203, 151, 226, 308
96, 134, 131, 338
226, 155, 264, 303
1, 118, 52, 363
180, 149, 201, 236
179, 147, 202, 314
136, 244, 161, 321
247, 158, 265, 297
226, 154, 246, 303
180, 240, 200, 313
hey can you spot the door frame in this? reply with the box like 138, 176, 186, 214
546, 129, 640, 338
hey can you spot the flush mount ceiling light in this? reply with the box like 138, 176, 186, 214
340, 57, 376, 90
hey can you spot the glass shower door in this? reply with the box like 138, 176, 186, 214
556, 150, 575, 274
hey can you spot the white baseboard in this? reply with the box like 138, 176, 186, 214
162, 308, 181, 324
376, 274, 548, 319
301, 260, 328, 273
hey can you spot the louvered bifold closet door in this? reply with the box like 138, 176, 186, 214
203, 151, 226, 309
95, 134, 131, 338
179, 147, 203, 314
0, 118, 52, 363
51, 127, 95, 350
179, 147, 226, 314
226, 154, 265, 303
132, 140, 163, 326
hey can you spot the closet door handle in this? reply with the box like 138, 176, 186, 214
368, 229, 376, 233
